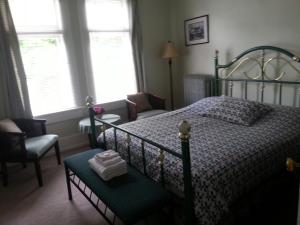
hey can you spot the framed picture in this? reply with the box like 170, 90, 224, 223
184, 15, 209, 46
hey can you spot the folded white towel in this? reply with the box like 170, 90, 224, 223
88, 157, 127, 181
95, 150, 119, 162
95, 155, 122, 167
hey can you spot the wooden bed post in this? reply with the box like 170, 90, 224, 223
86, 96, 97, 148
214, 50, 219, 96
179, 120, 196, 225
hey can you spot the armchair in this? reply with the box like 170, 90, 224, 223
0, 118, 61, 187
126, 93, 167, 121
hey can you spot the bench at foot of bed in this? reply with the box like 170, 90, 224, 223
64, 149, 172, 225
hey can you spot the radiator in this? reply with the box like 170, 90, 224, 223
183, 74, 213, 106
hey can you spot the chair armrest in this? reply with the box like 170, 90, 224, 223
13, 119, 47, 137
0, 132, 27, 159
148, 94, 166, 110
126, 99, 138, 121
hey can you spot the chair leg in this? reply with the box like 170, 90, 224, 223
34, 161, 43, 187
54, 141, 61, 165
1, 161, 8, 186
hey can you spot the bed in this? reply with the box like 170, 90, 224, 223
88, 46, 300, 225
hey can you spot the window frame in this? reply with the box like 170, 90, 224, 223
9, 0, 137, 119
10, 0, 79, 116
84, 0, 137, 104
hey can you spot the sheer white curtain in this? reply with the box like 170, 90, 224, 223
0, 0, 32, 119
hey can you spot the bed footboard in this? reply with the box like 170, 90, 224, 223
86, 97, 196, 225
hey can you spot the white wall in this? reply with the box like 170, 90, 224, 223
170, 0, 300, 106
139, 0, 171, 105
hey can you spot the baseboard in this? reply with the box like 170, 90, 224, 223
46, 133, 89, 157
59, 133, 89, 151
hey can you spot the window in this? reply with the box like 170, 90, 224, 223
9, 0, 75, 116
9, 0, 137, 115
85, 0, 137, 103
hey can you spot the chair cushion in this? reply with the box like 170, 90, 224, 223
137, 109, 168, 120
26, 134, 58, 160
127, 93, 152, 113
0, 119, 22, 133
64, 149, 171, 225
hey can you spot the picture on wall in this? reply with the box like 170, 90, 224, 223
184, 15, 209, 46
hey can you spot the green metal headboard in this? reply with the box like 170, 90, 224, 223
214, 46, 300, 103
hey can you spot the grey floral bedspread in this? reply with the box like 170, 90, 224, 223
99, 97, 300, 225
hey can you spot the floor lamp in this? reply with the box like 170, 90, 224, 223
162, 41, 178, 110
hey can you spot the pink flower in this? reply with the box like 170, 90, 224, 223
93, 106, 105, 114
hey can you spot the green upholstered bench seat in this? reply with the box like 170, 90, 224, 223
64, 149, 171, 225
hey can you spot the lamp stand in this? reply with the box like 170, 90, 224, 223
168, 58, 174, 110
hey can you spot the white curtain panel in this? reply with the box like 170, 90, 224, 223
0, 0, 32, 119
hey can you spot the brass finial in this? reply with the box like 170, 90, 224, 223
126, 133, 131, 148
286, 157, 300, 172
157, 149, 165, 166
86, 96, 94, 107
100, 125, 106, 132
215, 50, 219, 58
178, 120, 191, 140
293, 56, 300, 62
286, 158, 296, 172
126, 133, 131, 143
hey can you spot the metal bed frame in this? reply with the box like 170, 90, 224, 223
215, 46, 300, 101
86, 45, 300, 225
87, 105, 195, 225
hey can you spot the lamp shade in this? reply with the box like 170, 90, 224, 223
162, 41, 178, 59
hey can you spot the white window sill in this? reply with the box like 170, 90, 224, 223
35, 99, 126, 124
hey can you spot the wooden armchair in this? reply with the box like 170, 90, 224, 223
0, 118, 61, 187
126, 93, 167, 121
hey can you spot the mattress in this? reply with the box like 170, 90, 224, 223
99, 97, 300, 225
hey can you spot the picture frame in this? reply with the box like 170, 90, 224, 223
184, 15, 209, 46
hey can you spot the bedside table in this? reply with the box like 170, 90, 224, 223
79, 114, 121, 147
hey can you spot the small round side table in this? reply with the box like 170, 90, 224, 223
79, 113, 121, 147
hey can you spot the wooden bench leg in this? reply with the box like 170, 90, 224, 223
65, 166, 73, 200
34, 161, 43, 187
1, 161, 8, 186
54, 141, 61, 165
